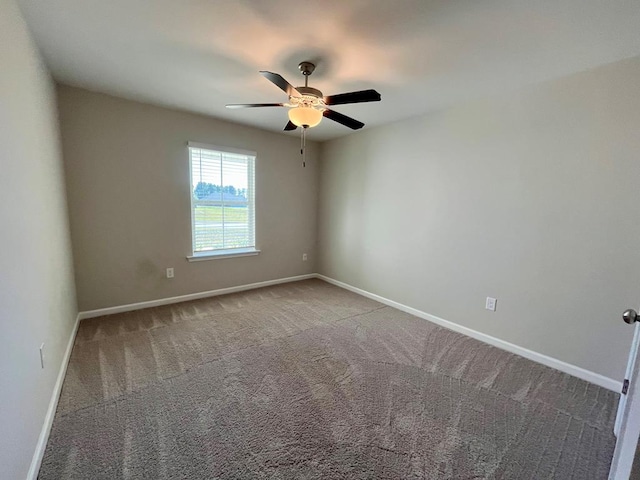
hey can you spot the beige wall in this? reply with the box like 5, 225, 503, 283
58, 86, 319, 311
318, 56, 640, 381
0, 0, 78, 478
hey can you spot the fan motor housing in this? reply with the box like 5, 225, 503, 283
296, 86, 323, 99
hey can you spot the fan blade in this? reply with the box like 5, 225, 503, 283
259, 71, 301, 98
284, 121, 298, 131
226, 103, 285, 109
323, 109, 365, 130
324, 89, 381, 106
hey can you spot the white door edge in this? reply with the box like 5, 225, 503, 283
615, 321, 640, 436
610, 321, 640, 479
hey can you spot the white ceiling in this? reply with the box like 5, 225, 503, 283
18, 0, 640, 141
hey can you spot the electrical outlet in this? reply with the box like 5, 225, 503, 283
39, 343, 45, 369
485, 297, 497, 312
302, 253, 308, 262
166, 267, 174, 279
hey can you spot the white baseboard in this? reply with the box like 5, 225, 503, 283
27, 312, 81, 480
78, 274, 317, 320
316, 274, 621, 393
76, 271, 621, 392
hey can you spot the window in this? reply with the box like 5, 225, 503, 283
188, 142, 257, 260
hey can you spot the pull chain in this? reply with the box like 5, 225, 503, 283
300, 68, 311, 167
301, 126, 307, 167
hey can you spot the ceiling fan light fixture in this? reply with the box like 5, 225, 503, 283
226, 62, 380, 132
288, 106, 322, 128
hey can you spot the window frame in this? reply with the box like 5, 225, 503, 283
186, 141, 259, 261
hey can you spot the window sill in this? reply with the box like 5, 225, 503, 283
187, 248, 261, 262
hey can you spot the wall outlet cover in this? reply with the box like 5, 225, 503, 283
485, 297, 497, 312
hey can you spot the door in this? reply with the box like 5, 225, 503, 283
609, 309, 640, 479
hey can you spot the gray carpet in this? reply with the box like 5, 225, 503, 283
39, 279, 618, 479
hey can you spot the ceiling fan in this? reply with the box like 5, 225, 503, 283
226, 61, 381, 131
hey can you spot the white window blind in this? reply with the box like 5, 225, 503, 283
189, 144, 256, 256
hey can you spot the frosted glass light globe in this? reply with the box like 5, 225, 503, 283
288, 107, 322, 128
